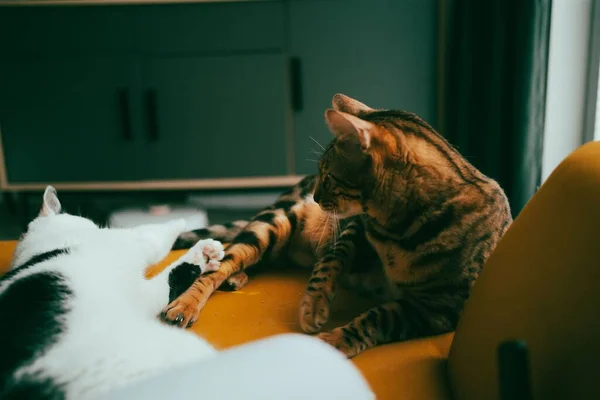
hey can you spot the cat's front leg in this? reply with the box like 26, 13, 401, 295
146, 239, 224, 316
317, 298, 458, 358
299, 250, 343, 334
299, 220, 364, 333
317, 301, 401, 358
161, 204, 299, 328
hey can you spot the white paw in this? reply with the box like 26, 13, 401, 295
182, 239, 224, 274
199, 239, 225, 261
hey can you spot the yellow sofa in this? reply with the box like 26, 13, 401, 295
2, 141, 599, 400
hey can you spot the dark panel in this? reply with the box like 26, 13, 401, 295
289, 0, 438, 175
0, 55, 149, 182
141, 53, 288, 179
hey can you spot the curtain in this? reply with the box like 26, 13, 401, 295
441, 0, 553, 217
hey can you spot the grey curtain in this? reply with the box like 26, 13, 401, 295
442, 0, 553, 217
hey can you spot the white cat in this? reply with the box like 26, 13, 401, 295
0, 186, 222, 400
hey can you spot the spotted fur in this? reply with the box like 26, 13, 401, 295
165, 94, 512, 358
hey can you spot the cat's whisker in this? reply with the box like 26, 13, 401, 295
305, 159, 319, 163
316, 213, 330, 252
310, 149, 323, 157
333, 211, 340, 256
310, 213, 326, 245
309, 136, 326, 151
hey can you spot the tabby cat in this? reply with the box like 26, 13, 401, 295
163, 94, 512, 358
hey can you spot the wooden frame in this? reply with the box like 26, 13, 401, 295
0, 0, 271, 6
0, 115, 304, 193
1, 176, 305, 192
583, 0, 600, 143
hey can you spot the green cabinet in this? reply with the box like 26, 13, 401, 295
0, 0, 439, 189
289, 0, 439, 175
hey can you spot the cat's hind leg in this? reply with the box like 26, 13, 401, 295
162, 201, 302, 327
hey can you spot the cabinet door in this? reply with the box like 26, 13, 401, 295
141, 54, 289, 180
0, 55, 146, 183
289, 0, 439, 175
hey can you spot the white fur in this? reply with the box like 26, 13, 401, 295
3, 187, 221, 399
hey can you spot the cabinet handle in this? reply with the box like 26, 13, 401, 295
145, 89, 159, 142
117, 88, 133, 141
289, 57, 303, 112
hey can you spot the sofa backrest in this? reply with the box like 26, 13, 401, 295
448, 141, 600, 400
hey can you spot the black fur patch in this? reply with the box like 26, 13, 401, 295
171, 237, 192, 251
0, 272, 71, 396
172, 229, 205, 250
264, 230, 278, 256
231, 231, 261, 249
279, 187, 295, 197
308, 276, 326, 284
168, 262, 202, 303
192, 228, 210, 236
299, 175, 317, 196
342, 326, 362, 345
287, 212, 298, 235
253, 212, 277, 226
273, 200, 296, 211
1, 248, 70, 283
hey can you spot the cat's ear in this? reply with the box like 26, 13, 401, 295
332, 93, 373, 115
325, 109, 373, 151
40, 186, 62, 217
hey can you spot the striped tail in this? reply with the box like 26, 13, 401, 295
172, 220, 249, 250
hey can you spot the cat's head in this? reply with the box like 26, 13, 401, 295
314, 93, 442, 217
12, 186, 97, 266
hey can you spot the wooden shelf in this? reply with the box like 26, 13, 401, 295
0, 0, 271, 6
1, 176, 305, 192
